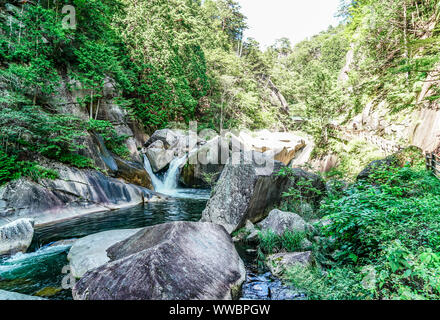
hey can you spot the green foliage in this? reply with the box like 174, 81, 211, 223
276, 166, 323, 217
342, 0, 440, 113
313, 163, 440, 299
257, 230, 306, 254
0, 149, 59, 185
87, 119, 131, 159
330, 139, 385, 180
58, 153, 94, 169
285, 265, 372, 300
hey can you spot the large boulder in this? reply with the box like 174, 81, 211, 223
72, 222, 245, 300
201, 153, 325, 233
145, 129, 180, 149
0, 218, 34, 256
67, 229, 141, 279
145, 140, 175, 173
266, 252, 314, 276
238, 131, 306, 166
257, 209, 312, 236
114, 156, 153, 190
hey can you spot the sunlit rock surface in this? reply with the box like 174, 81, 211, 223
68, 229, 141, 278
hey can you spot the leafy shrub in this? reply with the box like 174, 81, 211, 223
87, 119, 131, 159
58, 153, 94, 169
276, 166, 323, 218
314, 163, 440, 299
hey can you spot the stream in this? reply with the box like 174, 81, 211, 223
0, 156, 303, 300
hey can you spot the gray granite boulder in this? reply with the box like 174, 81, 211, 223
266, 252, 314, 276
72, 221, 245, 300
0, 218, 34, 256
201, 152, 325, 233
257, 209, 313, 236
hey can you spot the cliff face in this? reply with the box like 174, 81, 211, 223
340, 60, 440, 156
52, 72, 148, 169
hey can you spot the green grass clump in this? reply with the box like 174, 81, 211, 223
258, 230, 306, 254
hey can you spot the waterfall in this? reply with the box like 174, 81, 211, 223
162, 156, 187, 191
143, 154, 188, 196
143, 153, 210, 200
95, 134, 118, 172
143, 154, 165, 191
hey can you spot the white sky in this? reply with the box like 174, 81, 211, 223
238, 0, 342, 49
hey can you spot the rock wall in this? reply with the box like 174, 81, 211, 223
0, 162, 160, 228
51, 71, 149, 174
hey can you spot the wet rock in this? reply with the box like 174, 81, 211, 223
114, 156, 153, 190
266, 252, 314, 276
0, 218, 34, 256
48, 239, 78, 247
240, 271, 305, 300
68, 229, 141, 279
73, 222, 246, 300
180, 136, 227, 188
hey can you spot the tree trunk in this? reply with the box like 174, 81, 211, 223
90, 90, 94, 119
403, 1, 410, 85
94, 98, 100, 120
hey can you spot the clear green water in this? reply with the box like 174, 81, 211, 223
0, 194, 209, 300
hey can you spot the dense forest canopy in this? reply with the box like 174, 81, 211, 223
1, 0, 440, 180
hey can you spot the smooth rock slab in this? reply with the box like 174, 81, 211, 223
0, 218, 34, 256
72, 221, 246, 300
67, 229, 141, 279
